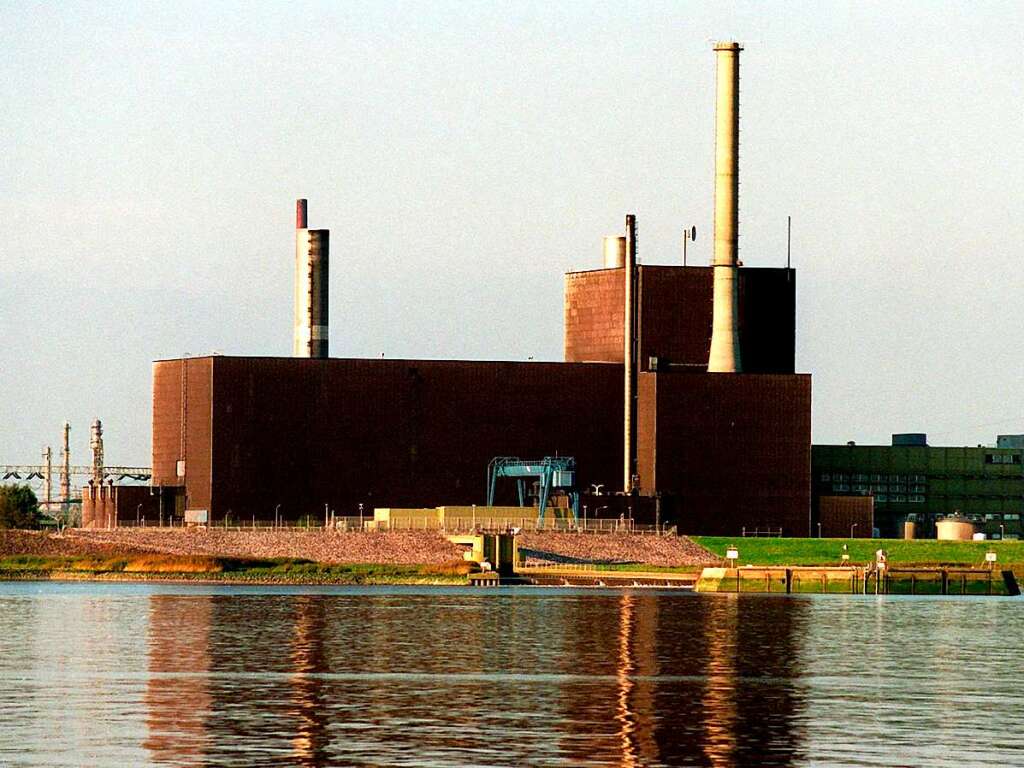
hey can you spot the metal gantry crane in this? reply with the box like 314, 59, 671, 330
486, 456, 580, 528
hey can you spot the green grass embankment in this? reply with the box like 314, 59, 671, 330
0, 554, 469, 585
693, 537, 1024, 569
692, 538, 1021, 596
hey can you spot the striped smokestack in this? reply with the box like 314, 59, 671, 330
293, 199, 329, 358
707, 41, 743, 373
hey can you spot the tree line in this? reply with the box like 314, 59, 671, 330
0, 485, 41, 529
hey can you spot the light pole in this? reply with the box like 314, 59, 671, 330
850, 522, 858, 539
359, 503, 364, 530
817, 521, 822, 538
137, 504, 142, 526
683, 225, 697, 266
1000, 523, 1005, 540
275, 503, 281, 529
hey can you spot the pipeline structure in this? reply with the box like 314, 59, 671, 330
1, 419, 151, 514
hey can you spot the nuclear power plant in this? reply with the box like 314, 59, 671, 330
149, 42, 813, 535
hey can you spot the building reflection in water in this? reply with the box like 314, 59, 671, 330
565, 592, 809, 767
140, 589, 807, 766
144, 595, 213, 764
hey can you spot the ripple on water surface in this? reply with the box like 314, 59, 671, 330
0, 583, 1021, 767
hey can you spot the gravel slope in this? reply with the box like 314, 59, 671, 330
1, 529, 717, 568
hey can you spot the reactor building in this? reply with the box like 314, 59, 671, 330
149, 42, 813, 535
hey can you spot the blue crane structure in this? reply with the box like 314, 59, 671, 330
486, 456, 580, 528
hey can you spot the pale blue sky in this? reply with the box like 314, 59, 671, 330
2, 1, 1023, 464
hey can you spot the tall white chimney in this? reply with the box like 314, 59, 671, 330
293, 199, 330, 358
707, 41, 743, 373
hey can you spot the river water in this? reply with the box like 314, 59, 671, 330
0, 583, 1020, 767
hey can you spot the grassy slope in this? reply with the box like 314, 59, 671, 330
0, 554, 468, 584
693, 537, 1024, 568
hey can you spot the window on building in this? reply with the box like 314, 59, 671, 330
821, 473, 831, 482
985, 453, 1022, 465
876, 494, 888, 503
909, 495, 925, 503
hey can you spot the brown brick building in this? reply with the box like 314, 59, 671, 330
565, 265, 796, 374
152, 264, 811, 535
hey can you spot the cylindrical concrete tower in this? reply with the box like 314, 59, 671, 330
707, 41, 743, 373
293, 199, 330, 358
603, 236, 626, 269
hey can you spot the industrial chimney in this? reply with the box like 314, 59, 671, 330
623, 215, 638, 493
707, 41, 743, 373
90, 419, 104, 485
293, 199, 330, 358
60, 421, 70, 506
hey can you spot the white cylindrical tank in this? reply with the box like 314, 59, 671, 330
603, 236, 626, 269
936, 518, 976, 541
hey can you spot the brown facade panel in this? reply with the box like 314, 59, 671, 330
818, 496, 874, 538
564, 269, 624, 363
152, 358, 213, 510
151, 360, 183, 487
203, 357, 623, 520
637, 267, 713, 371
637, 372, 811, 536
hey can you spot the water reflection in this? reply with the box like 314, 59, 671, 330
1, 584, 1016, 767
139, 590, 809, 767
145, 596, 212, 763
287, 595, 331, 766
702, 597, 738, 767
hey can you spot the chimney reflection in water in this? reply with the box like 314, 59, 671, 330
701, 597, 739, 767
288, 595, 331, 766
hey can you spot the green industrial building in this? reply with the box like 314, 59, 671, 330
812, 435, 1024, 538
